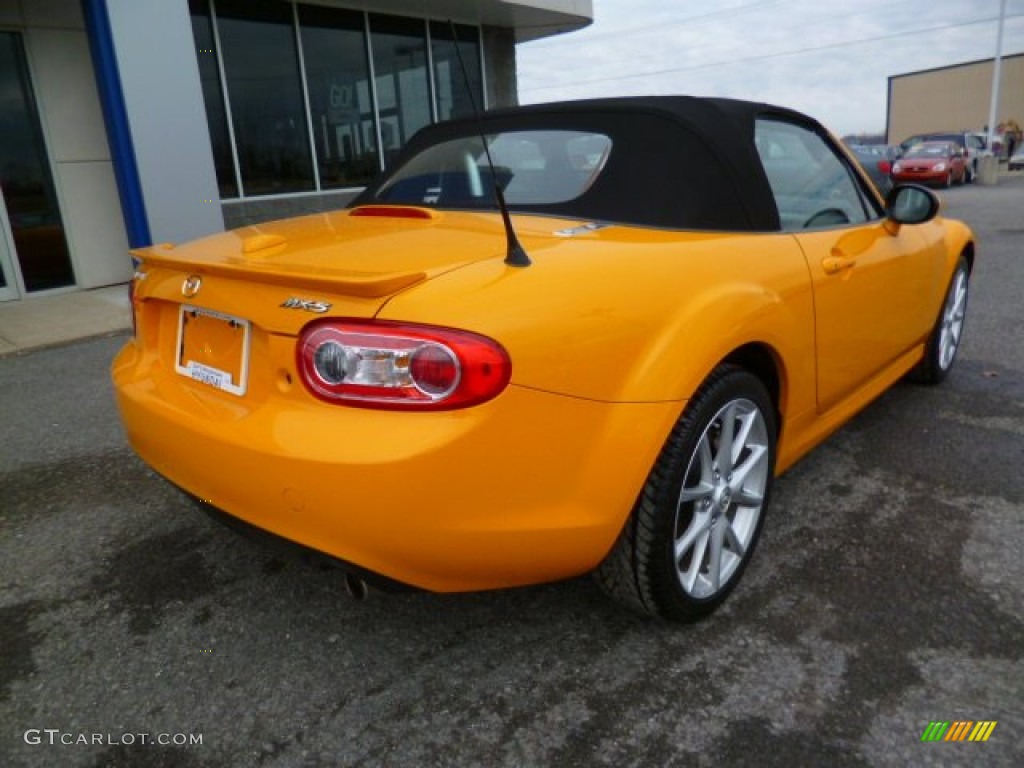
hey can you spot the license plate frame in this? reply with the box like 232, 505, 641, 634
174, 304, 251, 396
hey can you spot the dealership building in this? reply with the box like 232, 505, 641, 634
887, 51, 1024, 147
0, 0, 592, 302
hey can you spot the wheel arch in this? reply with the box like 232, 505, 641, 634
721, 342, 785, 428
942, 219, 975, 275
653, 340, 790, 460
720, 344, 782, 415
961, 239, 975, 273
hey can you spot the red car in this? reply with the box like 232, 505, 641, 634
891, 141, 967, 187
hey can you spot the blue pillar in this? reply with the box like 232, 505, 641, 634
81, 0, 152, 248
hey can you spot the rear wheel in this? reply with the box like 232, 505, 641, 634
911, 255, 969, 385
596, 366, 777, 621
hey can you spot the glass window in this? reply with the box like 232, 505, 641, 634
368, 14, 431, 165
755, 119, 879, 231
375, 130, 613, 208
429, 22, 483, 121
0, 32, 74, 292
904, 142, 956, 159
188, 0, 237, 198
215, 0, 314, 196
298, 5, 379, 189
190, 4, 487, 200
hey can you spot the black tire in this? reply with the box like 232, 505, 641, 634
910, 255, 969, 385
595, 366, 777, 621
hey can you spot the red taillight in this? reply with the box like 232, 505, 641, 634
296, 320, 511, 410
878, 160, 892, 174
409, 345, 459, 396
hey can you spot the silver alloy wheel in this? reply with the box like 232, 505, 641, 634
938, 267, 968, 370
673, 398, 770, 598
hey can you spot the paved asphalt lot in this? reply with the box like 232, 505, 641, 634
2, 178, 1022, 768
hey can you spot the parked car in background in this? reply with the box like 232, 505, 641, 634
1010, 145, 1024, 171
899, 131, 987, 182
112, 96, 975, 622
846, 143, 896, 194
892, 141, 967, 187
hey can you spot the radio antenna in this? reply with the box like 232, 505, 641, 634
448, 20, 530, 267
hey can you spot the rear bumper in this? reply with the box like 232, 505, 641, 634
112, 340, 680, 592
891, 171, 950, 186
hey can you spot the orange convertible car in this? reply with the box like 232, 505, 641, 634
112, 97, 973, 621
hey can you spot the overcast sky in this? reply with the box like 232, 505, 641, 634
517, 0, 1024, 137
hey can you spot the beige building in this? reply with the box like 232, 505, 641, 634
887, 52, 1024, 145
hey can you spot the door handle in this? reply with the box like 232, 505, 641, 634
822, 256, 857, 275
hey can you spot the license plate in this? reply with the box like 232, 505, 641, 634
174, 305, 250, 396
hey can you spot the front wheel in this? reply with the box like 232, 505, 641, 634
595, 366, 777, 621
911, 256, 969, 385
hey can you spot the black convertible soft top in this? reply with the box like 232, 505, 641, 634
356, 96, 831, 232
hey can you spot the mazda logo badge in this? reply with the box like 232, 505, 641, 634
182, 275, 202, 298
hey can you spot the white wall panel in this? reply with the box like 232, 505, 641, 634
57, 161, 131, 288
106, 0, 224, 243
25, 28, 109, 163
22, 24, 129, 291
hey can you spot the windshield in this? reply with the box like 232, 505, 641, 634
850, 145, 884, 158
905, 143, 953, 158
375, 130, 613, 208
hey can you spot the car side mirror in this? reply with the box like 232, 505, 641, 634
885, 184, 940, 230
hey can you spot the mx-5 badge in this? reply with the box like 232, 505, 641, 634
280, 297, 332, 313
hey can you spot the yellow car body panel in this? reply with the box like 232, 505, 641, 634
378, 223, 817, 404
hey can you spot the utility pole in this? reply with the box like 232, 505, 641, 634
985, 0, 1008, 153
